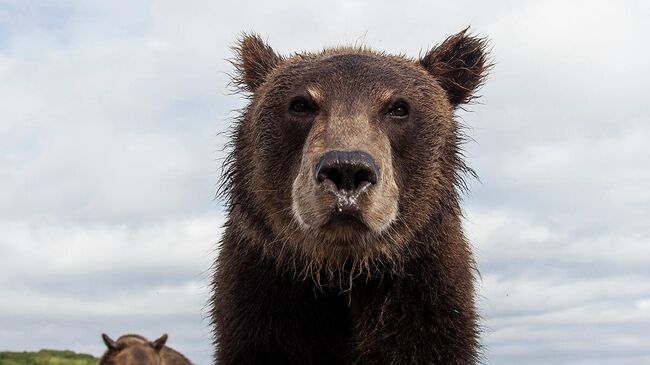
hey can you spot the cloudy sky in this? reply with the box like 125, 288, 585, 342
1, 1, 649, 364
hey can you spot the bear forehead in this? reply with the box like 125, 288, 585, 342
272, 52, 433, 95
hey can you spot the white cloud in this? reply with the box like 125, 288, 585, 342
0, 281, 207, 318
466, 209, 650, 269
468, 207, 650, 364
0, 18, 228, 222
0, 214, 221, 281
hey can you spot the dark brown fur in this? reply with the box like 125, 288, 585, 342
99, 334, 193, 365
212, 29, 491, 364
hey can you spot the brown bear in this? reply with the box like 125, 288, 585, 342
212, 29, 490, 365
99, 333, 194, 365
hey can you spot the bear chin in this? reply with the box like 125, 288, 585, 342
323, 212, 367, 231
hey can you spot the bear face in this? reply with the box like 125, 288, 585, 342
99, 334, 193, 365
99, 334, 167, 365
225, 30, 489, 281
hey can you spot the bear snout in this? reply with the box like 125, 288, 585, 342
291, 145, 398, 236
315, 150, 379, 197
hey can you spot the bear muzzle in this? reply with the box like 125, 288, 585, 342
291, 146, 398, 235
312, 150, 379, 231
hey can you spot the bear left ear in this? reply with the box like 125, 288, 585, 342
101, 333, 117, 350
233, 34, 282, 92
419, 29, 491, 107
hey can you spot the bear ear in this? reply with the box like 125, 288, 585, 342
233, 33, 282, 92
150, 334, 168, 352
102, 333, 117, 350
419, 29, 491, 107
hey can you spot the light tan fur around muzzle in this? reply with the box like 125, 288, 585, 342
291, 107, 399, 234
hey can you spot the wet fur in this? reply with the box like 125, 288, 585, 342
212, 29, 491, 364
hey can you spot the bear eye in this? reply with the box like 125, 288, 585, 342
289, 97, 311, 114
388, 102, 409, 118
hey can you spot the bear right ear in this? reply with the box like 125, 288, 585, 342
233, 34, 282, 92
102, 333, 117, 350
419, 29, 491, 107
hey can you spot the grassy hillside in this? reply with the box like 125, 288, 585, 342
0, 349, 98, 365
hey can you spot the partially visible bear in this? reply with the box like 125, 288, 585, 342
99, 333, 193, 365
212, 29, 490, 365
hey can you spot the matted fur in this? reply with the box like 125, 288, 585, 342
212, 29, 491, 365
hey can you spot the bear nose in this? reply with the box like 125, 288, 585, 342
315, 150, 379, 194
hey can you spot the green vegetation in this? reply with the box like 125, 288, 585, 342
0, 349, 98, 365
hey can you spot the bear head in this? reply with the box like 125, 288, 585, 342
223, 30, 489, 281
